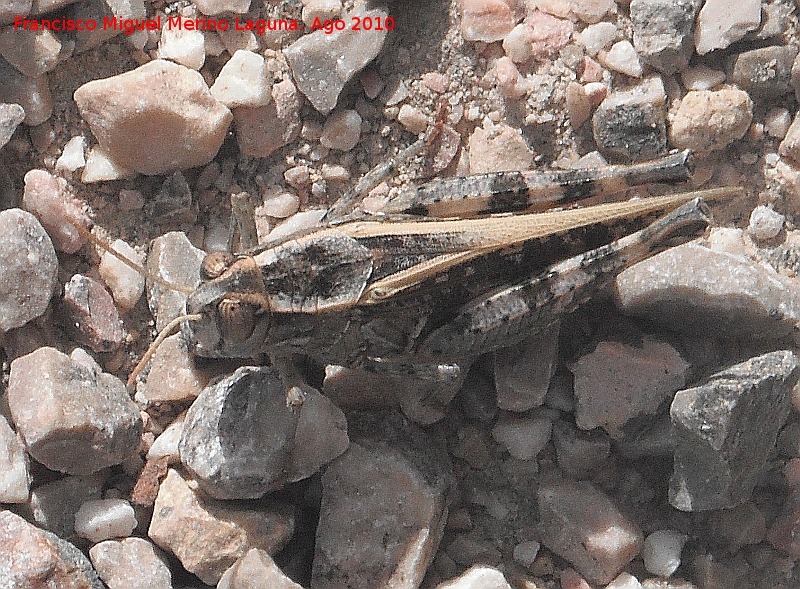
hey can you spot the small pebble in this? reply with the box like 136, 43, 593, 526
491, 414, 552, 460
158, 16, 206, 70
74, 498, 137, 543
235, 78, 301, 158
512, 540, 541, 569
468, 122, 534, 174
99, 239, 145, 312
728, 45, 798, 99
397, 104, 428, 134
0, 102, 25, 149
147, 413, 186, 463
320, 164, 350, 183
536, 0, 615, 25
0, 27, 61, 78
320, 109, 362, 151
301, 0, 341, 25
605, 572, 643, 589
458, 0, 518, 42
63, 274, 124, 352
680, 65, 726, 90
695, 0, 761, 55
422, 71, 449, 93
765, 108, 792, 139
261, 191, 301, 218
642, 530, 687, 577
599, 40, 642, 78
211, 50, 272, 108
218, 548, 303, 589
22, 169, 90, 254
195, 0, 250, 15
81, 146, 135, 183
503, 23, 535, 63
565, 81, 592, 128
576, 22, 617, 56
0, 414, 31, 504
747, 205, 784, 241
670, 89, 753, 152
55, 135, 87, 173
90, 537, 173, 589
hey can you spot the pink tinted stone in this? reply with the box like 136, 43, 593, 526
22, 169, 90, 254
458, 0, 520, 42
235, 79, 301, 158
526, 10, 574, 61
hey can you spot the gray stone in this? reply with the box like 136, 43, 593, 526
180, 366, 348, 499
536, 479, 643, 585
0, 414, 30, 503
235, 78, 301, 158
0, 208, 57, 332
592, 77, 667, 161
630, 0, 700, 74
312, 412, 452, 589
0, 510, 105, 589
0, 102, 24, 149
29, 473, 106, 537
615, 242, 800, 338
0, 0, 32, 24
0, 56, 52, 125
0, 26, 61, 78
218, 548, 301, 589
552, 420, 611, 478
71, 0, 145, 52
494, 323, 559, 412
146, 231, 204, 331
284, 6, 388, 114
62, 274, 124, 353
8, 347, 142, 474
670, 351, 799, 511
146, 171, 196, 224
148, 468, 295, 585
135, 333, 207, 404
728, 45, 798, 99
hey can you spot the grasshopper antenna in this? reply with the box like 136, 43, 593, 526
126, 313, 203, 389
64, 215, 195, 295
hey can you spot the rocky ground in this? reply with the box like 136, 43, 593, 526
3, 0, 800, 588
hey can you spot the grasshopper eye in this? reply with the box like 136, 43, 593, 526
201, 251, 235, 279
217, 297, 262, 343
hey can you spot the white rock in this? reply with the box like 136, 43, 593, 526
81, 146, 135, 183
576, 22, 618, 56
747, 205, 784, 241
670, 89, 753, 152
320, 164, 350, 183
260, 191, 300, 218
74, 498, 137, 543
99, 239, 145, 312
158, 16, 206, 70
605, 572, 643, 589
491, 414, 552, 460
147, 413, 186, 464
599, 40, 642, 77
503, 23, 534, 63
218, 548, 302, 589
211, 50, 272, 108
642, 529, 687, 577
695, 0, 761, 55
55, 136, 87, 173
765, 108, 792, 139
0, 414, 30, 503
435, 564, 512, 589
267, 209, 328, 242
90, 538, 173, 589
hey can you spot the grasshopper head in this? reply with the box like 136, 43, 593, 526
183, 254, 271, 358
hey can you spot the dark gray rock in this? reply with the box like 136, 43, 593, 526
0, 208, 58, 332
312, 411, 452, 589
180, 366, 348, 499
670, 351, 800, 511
630, 0, 701, 74
728, 45, 798, 99
592, 77, 667, 161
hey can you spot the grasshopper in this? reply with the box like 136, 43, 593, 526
170, 150, 737, 388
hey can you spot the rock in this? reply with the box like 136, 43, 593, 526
680, 65, 726, 90
494, 323, 559, 411
74, 498, 138, 543
606, 573, 644, 589
491, 412, 552, 460
148, 469, 295, 585
570, 336, 689, 437
506, 11, 573, 63
747, 205, 784, 241
312, 412, 452, 589
537, 480, 643, 585
0, 208, 58, 331
300, 0, 341, 25
81, 145, 135, 182
211, 50, 272, 108
29, 473, 106, 537
0, 56, 52, 125
552, 420, 611, 478
727, 45, 798, 99
147, 171, 195, 224
0, 26, 61, 77
598, 40, 643, 78
74, 59, 232, 175
536, 0, 614, 24
565, 81, 592, 128
575, 21, 617, 56
468, 121, 534, 173
158, 14, 206, 70
0, 102, 24, 149
765, 107, 792, 139
147, 412, 186, 464
8, 347, 142, 475
630, 0, 700, 74
90, 537, 173, 589
694, 0, 761, 55
435, 564, 512, 588
284, 6, 388, 113
642, 530, 686, 577
135, 334, 207, 403
218, 548, 302, 589
266, 208, 327, 242
71, 0, 146, 52
0, 510, 105, 589
62, 274, 124, 353
670, 351, 799, 511
98, 239, 145, 312
180, 366, 348, 498
0, 414, 30, 503
615, 242, 800, 339
320, 108, 361, 151
146, 231, 204, 331
458, 0, 519, 42
707, 503, 765, 552
668, 89, 748, 151
56, 135, 88, 172
261, 191, 300, 219
22, 168, 90, 254
779, 111, 800, 165
194, 0, 249, 15
235, 78, 301, 158
0, 0, 32, 24
592, 76, 667, 161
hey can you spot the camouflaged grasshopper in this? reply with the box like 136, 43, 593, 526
173, 150, 737, 384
